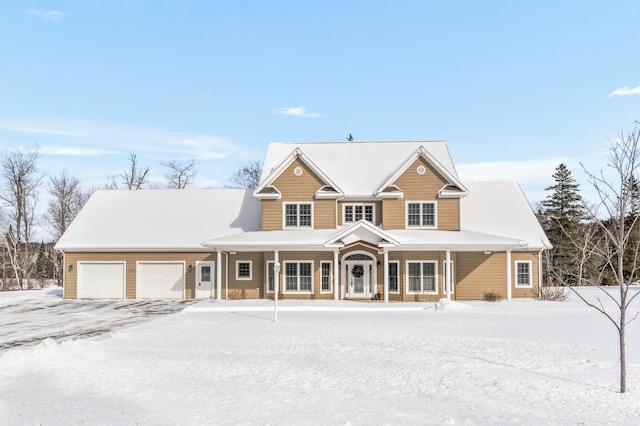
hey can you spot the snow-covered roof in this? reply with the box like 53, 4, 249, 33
261, 141, 457, 198
55, 189, 260, 252
460, 182, 551, 250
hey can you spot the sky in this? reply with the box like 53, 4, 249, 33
1, 1, 640, 212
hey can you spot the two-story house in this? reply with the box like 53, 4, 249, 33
55, 141, 550, 301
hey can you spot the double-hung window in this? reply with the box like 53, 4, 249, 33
515, 261, 532, 288
284, 261, 313, 293
388, 261, 399, 293
344, 204, 375, 224
284, 203, 313, 228
406, 202, 436, 228
320, 261, 332, 293
406, 261, 437, 294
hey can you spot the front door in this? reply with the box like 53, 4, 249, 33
344, 260, 374, 298
196, 261, 215, 299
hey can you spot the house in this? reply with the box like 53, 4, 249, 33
55, 141, 550, 302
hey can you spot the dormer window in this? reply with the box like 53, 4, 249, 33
406, 201, 437, 228
344, 203, 374, 224
284, 202, 313, 228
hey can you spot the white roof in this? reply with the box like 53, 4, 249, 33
460, 181, 551, 250
261, 141, 457, 198
55, 189, 260, 251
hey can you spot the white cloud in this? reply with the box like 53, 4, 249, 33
27, 9, 67, 21
607, 86, 640, 98
273, 106, 323, 118
39, 146, 118, 156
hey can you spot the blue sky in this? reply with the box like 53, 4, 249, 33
1, 1, 640, 206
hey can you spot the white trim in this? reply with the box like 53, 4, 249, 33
283, 260, 315, 294
320, 261, 333, 294
515, 260, 533, 288
388, 260, 400, 294
405, 260, 438, 295
282, 202, 314, 229
405, 201, 438, 229
236, 260, 252, 280
443, 258, 454, 296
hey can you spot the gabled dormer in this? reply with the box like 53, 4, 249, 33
375, 146, 468, 231
254, 148, 344, 231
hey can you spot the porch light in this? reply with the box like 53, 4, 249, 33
188, 264, 193, 272
68, 264, 73, 272
377, 261, 381, 268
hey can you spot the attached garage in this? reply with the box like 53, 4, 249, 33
77, 262, 126, 299
136, 261, 185, 299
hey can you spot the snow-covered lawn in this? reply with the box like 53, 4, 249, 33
1, 288, 640, 425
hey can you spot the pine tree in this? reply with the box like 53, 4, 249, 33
541, 163, 586, 285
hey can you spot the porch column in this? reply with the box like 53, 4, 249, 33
383, 248, 389, 303
538, 249, 543, 297
445, 249, 451, 300
333, 248, 339, 300
506, 248, 512, 302
216, 249, 222, 300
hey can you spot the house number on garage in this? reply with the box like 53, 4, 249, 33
127, 268, 135, 273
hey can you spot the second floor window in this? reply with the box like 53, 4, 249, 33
284, 203, 312, 228
344, 204, 374, 224
407, 202, 436, 228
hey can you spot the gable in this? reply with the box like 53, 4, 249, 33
392, 157, 448, 199
273, 158, 325, 201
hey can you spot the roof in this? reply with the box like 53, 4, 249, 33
460, 181, 551, 250
261, 141, 457, 198
55, 189, 260, 251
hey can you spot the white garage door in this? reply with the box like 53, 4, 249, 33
136, 262, 185, 299
77, 262, 126, 299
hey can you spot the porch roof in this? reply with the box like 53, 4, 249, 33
201, 227, 528, 252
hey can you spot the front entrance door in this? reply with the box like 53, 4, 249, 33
344, 260, 374, 298
196, 261, 215, 299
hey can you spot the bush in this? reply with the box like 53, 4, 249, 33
266, 292, 285, 300
229, 289, 247, 300
536, 285, 568, 301
483, 291, 502, 302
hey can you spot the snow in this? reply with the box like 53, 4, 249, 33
1, 288, 640, 424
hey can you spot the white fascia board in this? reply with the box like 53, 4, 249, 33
253, 147, 344, 198
254, 186, 282, 200
375, 146, 468, 197
324, 220, 400, 247
437, 184, 469, 199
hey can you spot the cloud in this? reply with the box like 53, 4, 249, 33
27, 9, 67, 21
607, 86, 640, 98
2, 125, 84, 137
38, 146, 118, 156
273, 106, 323, 118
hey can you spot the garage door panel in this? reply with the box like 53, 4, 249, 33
77, 262, 125, 299
137, 262, 185, 299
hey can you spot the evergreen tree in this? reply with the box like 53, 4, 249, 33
541, 163, 586, 285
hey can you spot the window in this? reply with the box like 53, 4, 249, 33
406, 261, 437, 294
267, 261, 275, 292
284, 203, 313, 228
388, 261, 399, 293
515, 261, 532, 288
343, 203, 375, 224
406, 202, 436, 228
236, 261, 252, 280
284, 261, 313, 293
321, 261, 332, 293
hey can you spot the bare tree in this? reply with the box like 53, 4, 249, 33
227, 161, 262, 189
47, 171, 89, 285
161, 159, 198, 189
0, 147, 43, 289
574, 124, 640, 393
118, 152, 150, 190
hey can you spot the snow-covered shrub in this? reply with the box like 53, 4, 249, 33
536, 285, 568, 301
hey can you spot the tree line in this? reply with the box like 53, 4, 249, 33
0, 148, 262, 291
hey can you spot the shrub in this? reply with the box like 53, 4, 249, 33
536, 285, 568, 301
266, 292, 285, 300
229, 289, 247, 300
483, 291, 502, 302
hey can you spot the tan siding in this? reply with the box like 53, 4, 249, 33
264, 251, 335, 300
389, 251, 452, 302
383, 157, 461, 231
511, 252, 539, 298
227, 252, 265, 299
338, 201, 382, 226
64, 252, 218, 299
261, 158, 335, 230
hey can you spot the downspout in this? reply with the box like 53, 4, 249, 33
223, 251, 229, 299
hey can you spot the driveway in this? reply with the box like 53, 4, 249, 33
0, 288, 196, 353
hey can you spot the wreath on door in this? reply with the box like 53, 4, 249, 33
351, 264, 364, 278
